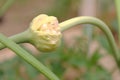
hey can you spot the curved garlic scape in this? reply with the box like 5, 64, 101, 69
29, 14, 61, 52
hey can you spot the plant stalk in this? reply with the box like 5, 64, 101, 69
0, 33, 60, 80
59, 16, 120, 66
115, 0, 120, 44
0, 29, 31, 49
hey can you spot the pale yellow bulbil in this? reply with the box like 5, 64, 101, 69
29, 14, 61, 52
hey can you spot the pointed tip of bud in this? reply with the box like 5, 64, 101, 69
29, 14, 62, 52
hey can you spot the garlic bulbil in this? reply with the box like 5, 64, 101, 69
29, 14, 61, 52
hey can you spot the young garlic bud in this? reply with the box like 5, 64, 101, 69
29, 14, 61, 52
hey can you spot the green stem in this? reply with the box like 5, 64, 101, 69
0, 29, 31, 49
0, 0, 15, 17
59, 16, 120, 65
0, 33, 60, 80
115, 0, 120, 44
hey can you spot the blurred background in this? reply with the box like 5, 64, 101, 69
0, 0, 120, 80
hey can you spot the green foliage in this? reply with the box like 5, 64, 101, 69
81, 67, 112, 80
97, 35, 113, 54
